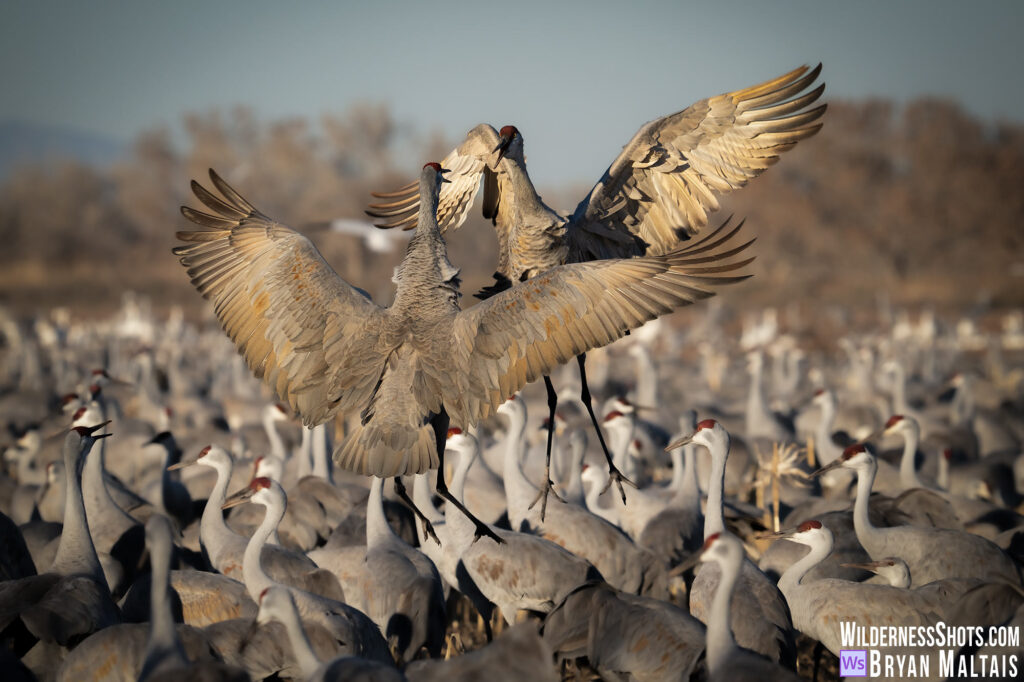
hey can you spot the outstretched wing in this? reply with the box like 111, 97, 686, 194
174, 170, 389, 426
571, 64, 825, 257
366, 123, 501, 233
450, 218, 753, 424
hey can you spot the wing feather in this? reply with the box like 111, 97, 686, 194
451, 217, 753, 424
174, 169, 388, 426
366, 124, 500, 233
571, 64, 825, 256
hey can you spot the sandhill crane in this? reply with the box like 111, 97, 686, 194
368, 66, 824, 506
360, 476, 446, 664
405, 623, 558, 682
249, 586, 406, 682
541, 580, 705, 681
445, 430, 601, 626
815, 444, 1022, 585
222, 476, 391, 663
665, 419, 796, 665
56, 514, 228, 682
169, 445, 338, 594
840, 556, 984, 622
175, 164, 752, 539
637, 415, 704, 565
0, 427, 120, 654
496, 396, 668, 598
698, 533, 800, 682
764, 520, 943, 656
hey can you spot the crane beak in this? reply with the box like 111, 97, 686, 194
664, 431, 696, 452
73, 420, 113, 438
668, 550, 703, 577
167, 459, 193, 471
811, 459, 844, 478
493, 135, 511, 163
840, 560, 886, 573
755, 527, 798, 541
222, 486, 256, 509
439, 168, 452, 184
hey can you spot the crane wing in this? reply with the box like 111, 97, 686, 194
450, 217, 753, 425
366, 123, 501, 233
174, 170, 389, 426
570, 64, 825, 257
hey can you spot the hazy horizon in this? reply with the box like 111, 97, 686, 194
3, 1, 1023, 185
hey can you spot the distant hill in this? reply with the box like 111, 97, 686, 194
0, 119, 125, 178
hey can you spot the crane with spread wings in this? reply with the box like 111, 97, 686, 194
174, 163, 753, 538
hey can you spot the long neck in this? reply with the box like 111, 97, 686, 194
500, 154, 546, 212
778, 535, 832, 596
585, 473, 614, 524
51, 439, 106, 587
608, 419, 635, 472
704, 435, 729, 539
81, 421, 129, 523
746, 359, 768, 423
242, 495, 283, 600
311, 423, 332, 483
706, 549, 740, 672
262, 413, 286, 460
562, 433, 586, 506
142, 528, 187, 679
200, 458, 238, 557
296, 427, 313, 480
445, 445, 478, 551
851, 461, 885, 553
501, 406, 538, 528
366, 477, 397, 548
412, 473, 443, 525
277, 600, 322, 678
675, 445, 700, 513
815, 398, 837, 459
898, 423, 923, 489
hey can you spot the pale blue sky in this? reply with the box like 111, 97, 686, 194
2, 1, 1022, 185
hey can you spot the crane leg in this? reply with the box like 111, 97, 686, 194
577, 353, 634, 504
528, 376, 566, 521
393, 476, 440, 546
430, 412, 504, 544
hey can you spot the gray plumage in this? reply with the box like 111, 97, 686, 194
175, 165, 753, 479
368, 65, 825, 278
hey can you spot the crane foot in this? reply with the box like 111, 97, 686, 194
472, 520, 504, 545
600, 463, 636, 505
528, 478, 565, 522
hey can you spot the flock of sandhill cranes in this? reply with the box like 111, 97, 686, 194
2, 63, 1024, 682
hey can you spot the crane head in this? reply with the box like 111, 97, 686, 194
883, 414, 905, 434
494, 125, 520, 163
814, 443, 873, 477
223, 476, 273, 509
422, 162, 451, 183
665, 418, 719, 451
